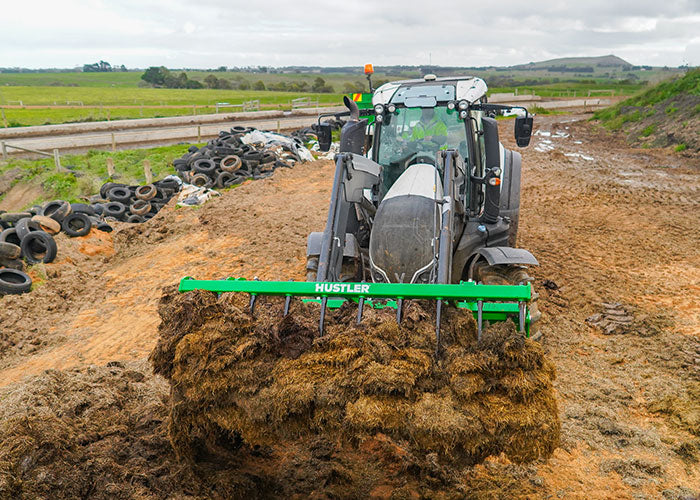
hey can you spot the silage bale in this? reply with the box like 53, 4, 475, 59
152, 290, 561, 469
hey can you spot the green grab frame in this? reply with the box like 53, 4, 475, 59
179, 277, 532, 335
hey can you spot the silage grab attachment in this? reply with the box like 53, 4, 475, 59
179, 277, 534, 351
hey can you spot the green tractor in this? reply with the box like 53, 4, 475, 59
180, 72, 539, 350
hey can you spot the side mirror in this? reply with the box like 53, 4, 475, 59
313, 122, 333, 152
514, 116, 533, 147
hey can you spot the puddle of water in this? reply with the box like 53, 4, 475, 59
564, 153, 595, 161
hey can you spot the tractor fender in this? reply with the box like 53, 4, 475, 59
466, 246, 538, 279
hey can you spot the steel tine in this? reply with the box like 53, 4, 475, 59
357, 296, 364, 324
283, 279, 293, 317
477, 300, 483, 341
319, 296, 328, 336
396, 298, 403, 324
518, 301, 525, 334
249, 276, 261, 316
249, 294, 257, 316
435, 299, 442, 357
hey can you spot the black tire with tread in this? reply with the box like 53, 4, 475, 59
20, 231, 58, 264
62, 213, 92, 237
0, 268, 32, 295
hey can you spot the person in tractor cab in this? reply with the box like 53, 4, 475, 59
410, 107, 448, 145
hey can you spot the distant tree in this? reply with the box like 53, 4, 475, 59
119, 64, 127, 72
82, 63, 100, 72
185, 79, 204, 89
253, 80, 266, 90
99, 60, 112, 72
238, 80, 251, 90
217, 66, 227, 72
141, 66, 169, 86
204, 74, 220, 89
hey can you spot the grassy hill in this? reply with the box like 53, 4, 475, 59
511, 54, 631, 70
594, 68, 700, 151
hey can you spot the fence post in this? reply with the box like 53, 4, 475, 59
1, 141, 6, 161
111, 133, 116, 152
0, 108, 7, 128
192, 105, 196, 116
53, 149, 61, 172
197, 125, 201, 142
143, 159, 153, 184
106, 157, 115, 178
277, 120, 280, 133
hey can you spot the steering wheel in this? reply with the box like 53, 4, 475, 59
405, 151, 435, 167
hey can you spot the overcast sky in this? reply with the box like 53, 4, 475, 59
1, 0, 699, 69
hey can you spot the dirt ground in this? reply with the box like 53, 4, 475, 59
0, 114, 698, 498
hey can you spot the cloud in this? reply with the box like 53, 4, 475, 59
0, 0, 698, 68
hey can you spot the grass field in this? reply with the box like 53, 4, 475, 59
0, 67, 676, 127
0, 144, 192, 206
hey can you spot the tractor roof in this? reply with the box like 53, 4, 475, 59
373, 76, 488, 106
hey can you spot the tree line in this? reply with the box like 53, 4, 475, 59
139, 66, 369, 93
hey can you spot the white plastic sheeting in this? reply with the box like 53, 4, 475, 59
240, 130, 314, 162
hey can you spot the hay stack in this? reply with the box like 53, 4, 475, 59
151, 287, 560, 468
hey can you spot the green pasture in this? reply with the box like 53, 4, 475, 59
0, 144, 191, 206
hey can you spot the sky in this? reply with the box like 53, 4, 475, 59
1, 0, 699, 69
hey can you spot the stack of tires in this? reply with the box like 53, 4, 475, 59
0, 201, 100, 295
173, 126, 302, 188
97, 177, 181, 223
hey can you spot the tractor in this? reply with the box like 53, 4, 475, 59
180, 73, 540, 349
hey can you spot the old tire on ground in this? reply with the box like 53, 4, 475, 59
70, 203, 96, 216
190, 173, 212, 188
41, 201, 72, 223
216, 171, 236, 188
31, 215, 61, 235
0, 241, 21, 259
193, 159, 217, 177
471, 261, 541, 340
0, 212, 32, 225
130, 199, 152, 216
0, 268, 32, 295
61, 213, 92, 237
20, 231, 58, 264
103, 202, 127, 219
126, 214, 145, 223
0, 257, 24, 271
96, 222, 113, 233
135, 184, 157, 201
0, 228, 22, 247
107, 186, 132, 204
220, 155, 242, 173
14, 218, 41, 241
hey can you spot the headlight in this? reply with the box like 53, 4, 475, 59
374, 104, 385, 114
459, 110, 468, 119
375, 114, 383, 123
447, 101, 456, 110
458, 100, 468, 110
387, 104, 396, 113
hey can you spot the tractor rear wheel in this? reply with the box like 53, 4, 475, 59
471, 261, 541, 340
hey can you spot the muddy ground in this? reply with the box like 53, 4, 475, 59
0, 115, 698, 499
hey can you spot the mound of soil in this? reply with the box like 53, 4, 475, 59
150, 286, 560, 492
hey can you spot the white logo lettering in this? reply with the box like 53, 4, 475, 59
315, 283, 323, 292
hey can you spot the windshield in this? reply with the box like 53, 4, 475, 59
376, 106, 469, 168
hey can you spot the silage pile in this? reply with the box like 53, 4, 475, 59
151, 287, 561, 474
